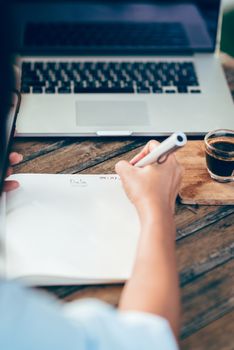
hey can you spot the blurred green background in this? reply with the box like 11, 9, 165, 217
221, 2, 234, 57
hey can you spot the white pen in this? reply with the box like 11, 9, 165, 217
135, 132, 187, 167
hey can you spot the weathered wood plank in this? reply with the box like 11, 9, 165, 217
181, 260, 234, 339
177, 213, 234, 285
175, 205, 234, 241
13, 139, 146, 174
12, 139, 70, 161
181, 311, 234, 350
80, 144, 140, 174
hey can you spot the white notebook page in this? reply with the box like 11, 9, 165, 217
5, 174, 140, 285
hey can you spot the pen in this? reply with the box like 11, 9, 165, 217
135, 132, 187, 167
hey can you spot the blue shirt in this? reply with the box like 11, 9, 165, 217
0, 281, 178, 350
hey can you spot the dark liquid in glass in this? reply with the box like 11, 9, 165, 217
205, 138, 234, 177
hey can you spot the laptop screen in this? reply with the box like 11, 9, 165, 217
15, 1, 221, 54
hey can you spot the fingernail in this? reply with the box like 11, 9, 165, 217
13, 181, 20, 189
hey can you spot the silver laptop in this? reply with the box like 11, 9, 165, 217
15, 0, 234, 137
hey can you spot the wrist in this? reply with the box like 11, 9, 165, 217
137, 204, 176, 241
136, 199, 174, 225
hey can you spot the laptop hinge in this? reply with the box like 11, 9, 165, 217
96, 131, 133, 137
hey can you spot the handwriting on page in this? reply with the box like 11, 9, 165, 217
69, 175, 120, 188
99, 176, 120, 181
69, 178, 88, 187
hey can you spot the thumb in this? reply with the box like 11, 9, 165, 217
115, 160, 135, 180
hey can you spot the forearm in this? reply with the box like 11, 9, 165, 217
119, 205, 180, 338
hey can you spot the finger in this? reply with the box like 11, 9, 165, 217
3, 180, 20, 192
130, 140, 159, 165
157, 154, 178, 172
115, 160, 136, 180
9, 152, 23, 166
6, 167, 13, 178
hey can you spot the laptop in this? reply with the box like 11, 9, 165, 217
14, 0, 234, 137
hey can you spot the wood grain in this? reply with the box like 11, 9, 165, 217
180, 260, 234, 339
181, 311, 234, 350
177, 141, 234, 205
175, 204, 234, 241
177, 213, 234, 285
12, 138, 70, 161
13, 138, 146, 174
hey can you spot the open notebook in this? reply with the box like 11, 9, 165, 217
1, 174, 140, 286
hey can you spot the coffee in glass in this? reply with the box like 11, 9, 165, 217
204, 129, 234, 183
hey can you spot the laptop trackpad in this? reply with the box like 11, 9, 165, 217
76, 101, 149, 126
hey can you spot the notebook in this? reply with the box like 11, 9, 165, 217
1, 174, 140, 286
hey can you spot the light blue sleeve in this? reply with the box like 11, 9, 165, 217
0, 281, 178, 350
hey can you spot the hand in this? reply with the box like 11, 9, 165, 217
4, 152, 23, 192
115, 140, 183, 218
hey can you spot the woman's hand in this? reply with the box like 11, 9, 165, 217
117, 141, 182, 337
115, 140, 183, 219
4, 152, 23, 192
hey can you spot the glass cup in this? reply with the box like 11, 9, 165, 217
204, 129, 234, 183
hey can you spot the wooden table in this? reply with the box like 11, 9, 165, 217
12, 60, 234, 350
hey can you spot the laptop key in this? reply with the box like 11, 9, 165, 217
21, 86, 30, 94
74, 86, 134, 93
188, 81, 199, 86
45, 87, 56, 94
32, 81, 45, 87
152, 88, 163, 93
190, 89, 201, 93
165, 90, 176, 94
32, 87, 43, 93
137, 88, 151, 93
60, 81, 71, 88
177, 86, 188, 93
58, 87, 71, 93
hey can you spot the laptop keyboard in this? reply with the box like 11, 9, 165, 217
24, 22, 189, 49
21, 61, 201, 94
